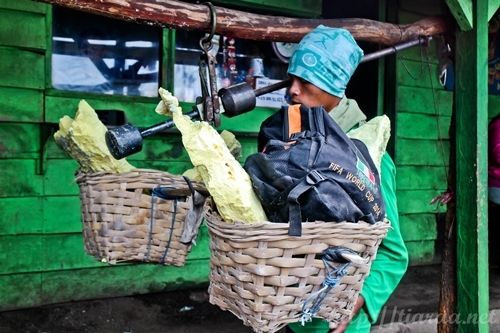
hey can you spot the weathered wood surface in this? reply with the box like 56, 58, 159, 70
455, 0, 490, 331
438, 93, 456, 333
34, 0, 452, 45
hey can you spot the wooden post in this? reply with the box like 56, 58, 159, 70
455, 0, 489, 331
438, 102, 457, 333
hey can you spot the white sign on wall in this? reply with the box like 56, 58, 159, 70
255, 77, 288, 109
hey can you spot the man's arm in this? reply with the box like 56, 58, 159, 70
330, 153, 408, 333
359, 152, 409, 323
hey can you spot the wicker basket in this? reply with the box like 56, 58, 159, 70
205, 206, 390, 333
77, 169, 207, 266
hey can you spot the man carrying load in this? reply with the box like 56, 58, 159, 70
282, 26, 409, 333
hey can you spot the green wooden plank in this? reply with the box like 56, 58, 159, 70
395, 139, 450, 166
405, 240, 435, 264
238, 135, 259, 161
0, 46, 44, 90
40, 259, 210, 306
128, 135, 191, 162
400, 213, 437, 241
44, 94, 160, 126
45, 136, 68, 159
396, 59, 443, 89
490, 0, 500, 20
396, 38, 440, 64
397, 112, 451, 140
219, 107, 276, 134
0, 235, 43, 274
43, 234, 103, 271
0, 273, 42, 311
185, 224, 210, 261
0, 197, 43, 235
43, 196, 81, 234
455, 1, 490, 331
0, 87, 43, 122
44, 5, 52, 90
397, 189, 446, 214
397, 166, 448, 190
0, 0, 48, 13
0, 9, 46, 50
445, 0, 473, 31
490, 94, 500, 118
161, 29, 175, 93
0, 123, 40, 158
43, 159, 79, 196
0, 159, 43, 197
397, 86, 453, 116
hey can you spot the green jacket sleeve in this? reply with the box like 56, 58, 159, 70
360, 153, 409, 323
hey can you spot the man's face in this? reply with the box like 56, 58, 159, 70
288, 75, 340, 111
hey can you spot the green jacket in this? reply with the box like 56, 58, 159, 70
289, 98, 409, 333
345, 153, 409, 332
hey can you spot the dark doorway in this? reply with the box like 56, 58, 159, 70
322, 0, 380, 120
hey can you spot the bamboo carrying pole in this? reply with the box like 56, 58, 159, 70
34, 0, 451, 45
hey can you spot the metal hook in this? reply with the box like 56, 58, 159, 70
199, 2, 217, 51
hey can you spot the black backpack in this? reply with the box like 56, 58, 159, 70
244, 104, 385, 236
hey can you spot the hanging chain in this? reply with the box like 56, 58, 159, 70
198, 2, 220, 126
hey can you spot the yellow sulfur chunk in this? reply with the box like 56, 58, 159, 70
54, 100, 135, 173
347, 115, 391, 174
219, 130, 242, 161
182, 129, 242, 181
158, 88, 267, 223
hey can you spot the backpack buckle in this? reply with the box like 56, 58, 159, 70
306, 170, 325, 185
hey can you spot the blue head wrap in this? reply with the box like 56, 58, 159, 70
287, 25, 364, 98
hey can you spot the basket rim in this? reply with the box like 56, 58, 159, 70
204, 206, 391, 241
76, 168, 208, 195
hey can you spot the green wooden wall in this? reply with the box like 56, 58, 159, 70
393, 1, 499, 264
393, 2, 452, 264
0, 0, 319, 311
2, 0, 495, 311
0, 0, 203, 311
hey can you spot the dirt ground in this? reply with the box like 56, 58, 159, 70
1, 265, 499, 333
0, 286, 255, 333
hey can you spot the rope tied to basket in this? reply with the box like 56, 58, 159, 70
300, 246, 364, 326
146, 177, 200, 263
145, 186, 179, 262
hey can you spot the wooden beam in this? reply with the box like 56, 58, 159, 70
455, 0, 489, 331
445, 0, 473, 31
34, 0, 452, 45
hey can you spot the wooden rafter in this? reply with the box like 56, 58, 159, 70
35, 0, 452, 45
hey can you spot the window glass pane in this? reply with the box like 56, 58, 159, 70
52, 6, 161, 97
174, 30, 289, 108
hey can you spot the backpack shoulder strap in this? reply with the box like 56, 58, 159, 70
286, 104, 302, 139
309, 106, 326, 135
